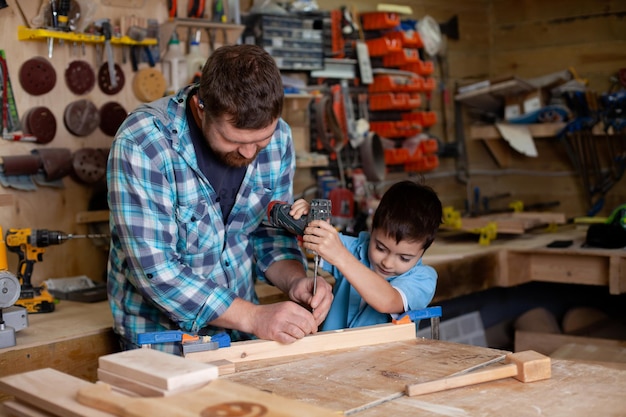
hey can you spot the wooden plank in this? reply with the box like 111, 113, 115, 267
2, 400, 55, 417
0, 368, 115, 417
96, 369, 210, 397
185, 323, 416, 364
76, 379, 337, 417
98, 348, 218, 391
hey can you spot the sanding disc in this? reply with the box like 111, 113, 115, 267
65, 60, 96, 95
99, 101, 127, 137
22, 106, 57, 144
132, 68, 167, 102
64, 99, 100, 137
71, 148, 107, 184
98, 63, 125, 95
19, 57, 56, 96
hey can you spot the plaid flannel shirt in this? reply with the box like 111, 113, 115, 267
107, 86, 304, 352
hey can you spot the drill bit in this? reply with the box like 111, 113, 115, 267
67, 234, 109, 239
312, 254, 319, 298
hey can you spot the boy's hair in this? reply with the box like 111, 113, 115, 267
198, 44, 284, 130
371, 180, 442, 251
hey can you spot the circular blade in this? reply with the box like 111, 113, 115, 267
0, 272, 20, 308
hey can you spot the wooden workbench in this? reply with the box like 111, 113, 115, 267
218, 337, 626, 416
2, 330, 624, 416
1, 226, 624, 403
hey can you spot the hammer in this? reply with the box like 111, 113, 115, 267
406, 350, 551, 397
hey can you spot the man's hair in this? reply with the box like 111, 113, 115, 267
198, 44, 283, 129
371, 180, 443, 251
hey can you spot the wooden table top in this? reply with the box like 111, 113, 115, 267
220, 338, 626, 416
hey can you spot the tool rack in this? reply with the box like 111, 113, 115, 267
17, 25, 158, 46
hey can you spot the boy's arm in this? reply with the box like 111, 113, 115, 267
303, 221, 404, 314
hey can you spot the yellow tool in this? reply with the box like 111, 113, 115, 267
5, 228, 107, 313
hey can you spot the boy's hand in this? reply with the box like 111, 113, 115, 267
289, 199, 310, 220
303, 220, 349, 268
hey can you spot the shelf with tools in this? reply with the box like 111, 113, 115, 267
158, 18, 245, 56
17, 26, 158, 46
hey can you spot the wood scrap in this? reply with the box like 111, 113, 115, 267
2, 400, 55, 417
98, 348, 218, 391
96, 369, 209, 397
185, 322, 416, 364
0, 368, 114, 417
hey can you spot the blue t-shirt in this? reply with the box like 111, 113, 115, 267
320, 231, 437, 331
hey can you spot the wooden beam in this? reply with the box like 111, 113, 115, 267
0, 368, 114, 417
185, 323, 416, 364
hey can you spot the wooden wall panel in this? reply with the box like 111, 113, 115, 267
1, 0, 625, 288
492, 0, 626, 24
0, 0, 169, 286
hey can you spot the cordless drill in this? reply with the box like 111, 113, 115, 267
267, 199, 332, 298
266, 199, 332, 236
4, 228, 106, 313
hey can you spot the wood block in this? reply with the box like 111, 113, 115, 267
0, 368, 115, 417
97, 369, 209, 397
98, 348, 218, 391
185, 322, 416, 364
505, 350, 551, 382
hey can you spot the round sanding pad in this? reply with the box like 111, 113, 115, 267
22, 106, 57, 144
98, 63, 125, 95
19, 57, 56, 96
72, 148, 107, 184
65, 60, 96, 95
64, 99, 101, 137
132, 68, 167, 102
99, 101, 127, 136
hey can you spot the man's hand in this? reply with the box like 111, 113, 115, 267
287, 275, 333, 326
249, 301, 319, 343
210, 298, 319, 344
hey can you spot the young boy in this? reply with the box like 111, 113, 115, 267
291, 180, 442, 331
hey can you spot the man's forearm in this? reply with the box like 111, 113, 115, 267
264, 259, 308, 294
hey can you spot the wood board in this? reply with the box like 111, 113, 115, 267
98, 348, 218, 391
2, 400, 55, 417
77, 379, 336, 417
185, 322, 416, 364
0, 368, 114, 417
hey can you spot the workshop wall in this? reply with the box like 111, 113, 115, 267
0, 0, 625, 287
0, 1, 169, 285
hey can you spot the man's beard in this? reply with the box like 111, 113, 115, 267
216, 148, 261, 168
